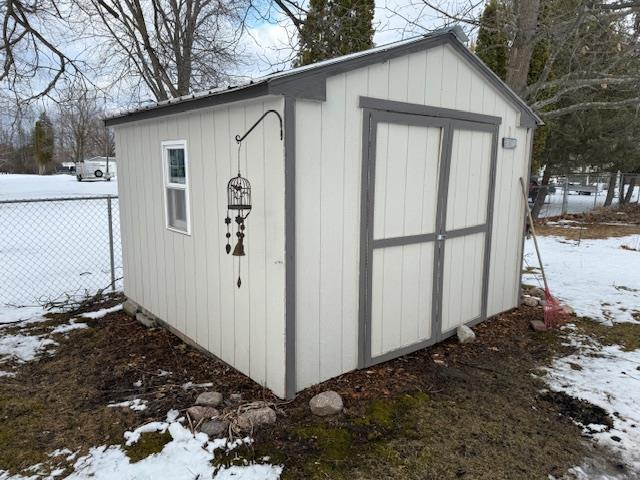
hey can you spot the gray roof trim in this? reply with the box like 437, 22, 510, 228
105, 82, 269, 127
105, 27, 542, 128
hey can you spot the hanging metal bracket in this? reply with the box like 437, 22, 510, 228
235, 109, 283, 144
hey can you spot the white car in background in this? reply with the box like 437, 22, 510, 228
76, 156, 116, 182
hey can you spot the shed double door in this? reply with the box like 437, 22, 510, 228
359, 109, 498, 366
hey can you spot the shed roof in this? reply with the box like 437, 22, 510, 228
105, 26, 541, 128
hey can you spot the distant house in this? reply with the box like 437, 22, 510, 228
106, 26, 541, 399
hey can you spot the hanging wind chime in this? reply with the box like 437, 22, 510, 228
225, 109, 283, 288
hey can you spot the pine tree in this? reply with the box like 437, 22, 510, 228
33, 112, 54, 175
295, 0, 375, 67
475, 0, 508, 80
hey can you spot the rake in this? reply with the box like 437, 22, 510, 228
519, 177, 567, 329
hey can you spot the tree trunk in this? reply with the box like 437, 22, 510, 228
505, 0, 541, 96
624, 177, 636, 204
619, 174, 627, 205
603, 172, 617, 207
531, 167, 551, 218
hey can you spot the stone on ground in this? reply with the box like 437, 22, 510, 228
186, 405, 220, 422
135, 312, 156, 328
530, 320, 548, 332
456, 325, 476, 344
236, 407, 276, 430
309, 391, 343, 416
522, 295, 540, 307
200, 419, 229, 438
529, 287, 545, 299
123, 299, 139, 317
196, 391, 223, 407
229, 393, 242, 404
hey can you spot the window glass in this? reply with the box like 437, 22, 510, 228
168, 148, 186, 184
167, 188, 187, 231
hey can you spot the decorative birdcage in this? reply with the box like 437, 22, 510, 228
227, 174, 252, 212
224, 109, 282, 288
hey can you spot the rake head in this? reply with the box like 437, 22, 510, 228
543, 288, 570, 329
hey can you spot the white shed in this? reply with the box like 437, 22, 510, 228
106, 26, 541, 399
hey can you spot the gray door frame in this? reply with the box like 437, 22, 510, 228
357, 97, 500, 368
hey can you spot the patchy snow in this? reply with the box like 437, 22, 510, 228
108, 399, 148, 412
0, 306, 47, 326
0, 333, 57, 363
50, 320, 88, 335
546, 335, 640, 474
0, 410, 282, 480
0, 174, 117, 201
80, 304, 123, 319
181, 381, 214, 390
66, 417, 281, 480
523, 235, 640, 323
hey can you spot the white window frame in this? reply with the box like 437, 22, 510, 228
161, 140, 191, 235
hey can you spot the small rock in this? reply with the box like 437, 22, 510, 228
309, 391, 343, 416
186, 405, 219, 422
528, 287, 545, 298
123, 299, 139, 317
562, 304, 575, 316
236, 407, 276, 430
456, 325, 476, 344
229, 393, 242, 404
611, 435, 622, 442
522, 296, 539, 307
530, 320, 548, 332
200, 419, 229, 438
135, 312, 156, 328
196, 391, 223, 407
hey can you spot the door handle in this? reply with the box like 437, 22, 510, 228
437, 234, 447, 241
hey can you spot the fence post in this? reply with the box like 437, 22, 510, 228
593, 174, 599, 210
107, 197, 116, 291
562, 176, 569, 215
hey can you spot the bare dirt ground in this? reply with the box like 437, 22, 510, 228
2, 294, 635, 479
536, 204, 640, 240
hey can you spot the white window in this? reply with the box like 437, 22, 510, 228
162, 140, 190, 234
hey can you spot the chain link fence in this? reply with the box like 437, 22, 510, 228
529, 172, 640, 218
0, 196, 122, 306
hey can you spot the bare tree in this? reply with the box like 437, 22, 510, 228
381, 0, 640, 119
82, 0, 247, 102
0, 0, 92, 104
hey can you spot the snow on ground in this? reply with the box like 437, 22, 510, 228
80, 304, 122, 319
0, 333, 57, 363
107, 399, 148, 412
529, 232, 640, 476
50, 320, 88, 335
0, 306, 47, 325
0, 174, 122, 306
0, 174, 117, 200
65, 417, 282, 480
523, 234, 640, 323
546, 329, 640, 474
0, 411, 282, 480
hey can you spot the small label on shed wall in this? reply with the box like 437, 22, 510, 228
502, 137, 517, 149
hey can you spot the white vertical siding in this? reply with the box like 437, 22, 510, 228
115, 97, 286, 398
295, 43, 531, 391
